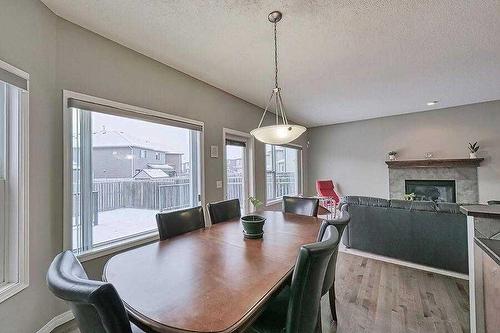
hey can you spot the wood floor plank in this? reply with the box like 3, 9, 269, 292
333, 252, 469, 333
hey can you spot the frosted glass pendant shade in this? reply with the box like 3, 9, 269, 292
250, 124, 306, 145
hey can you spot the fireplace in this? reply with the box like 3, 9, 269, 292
405, 180, 456, 203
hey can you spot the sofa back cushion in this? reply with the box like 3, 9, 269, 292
341, 196, 468, 273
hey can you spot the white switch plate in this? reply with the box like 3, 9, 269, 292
216, 180, 223, 188
210, 145, 218, 158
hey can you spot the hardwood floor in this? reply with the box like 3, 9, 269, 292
323, 253, 470, 333
57, 252, 469, 333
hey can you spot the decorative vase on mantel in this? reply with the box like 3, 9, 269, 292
468, 142, 479, 159
388, 151, 397, 161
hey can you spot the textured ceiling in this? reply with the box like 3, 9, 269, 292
41, 0, 500, 127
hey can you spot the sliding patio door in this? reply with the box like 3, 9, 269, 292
224, 131, 253, 214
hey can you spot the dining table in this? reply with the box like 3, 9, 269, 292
103, 210, 323, 333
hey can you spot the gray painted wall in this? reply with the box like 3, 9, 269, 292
0, 1, 61, 332
0, 1, 308, 332
307, 100, 500, 203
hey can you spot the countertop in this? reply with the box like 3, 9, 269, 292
460, 205, 500, 218
475, 237, 500, 266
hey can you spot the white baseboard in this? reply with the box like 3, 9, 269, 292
36, 311, 74, 333
339, 242, 469, 280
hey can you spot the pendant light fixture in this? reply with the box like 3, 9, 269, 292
250, 11, 306, 145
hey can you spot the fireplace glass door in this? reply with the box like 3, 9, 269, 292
405, 180, 456, 203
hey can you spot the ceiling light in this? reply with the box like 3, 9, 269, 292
426, 101, 439, 106
250, 11, 306, 145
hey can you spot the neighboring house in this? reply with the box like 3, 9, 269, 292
133, 168, 170, 180
92, 129, 183, 179
227, 158, 243, 175
266, 146, 297, 173
181, 161, 190, 174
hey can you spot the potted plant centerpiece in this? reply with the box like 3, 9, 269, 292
388, 151, 398, 161
468, 142, 480, 159
241, 197, 266, 239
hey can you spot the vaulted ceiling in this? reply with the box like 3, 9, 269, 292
41, 0, 500, 127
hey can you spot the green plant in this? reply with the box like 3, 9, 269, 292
468, 142, 480, 153
248, 197, 264, 210
404, 193, 416, 201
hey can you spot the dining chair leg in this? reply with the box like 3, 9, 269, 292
328, 284, 337, 322
316, 308, 323, 333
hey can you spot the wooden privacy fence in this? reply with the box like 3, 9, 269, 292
92, 178, 191, 213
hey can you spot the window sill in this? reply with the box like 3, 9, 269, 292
266, 199, 282, 206
76, 231, 159, 263
266, 193, 304, 207
0, 281, 29, 304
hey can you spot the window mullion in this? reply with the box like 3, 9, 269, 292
0, 181, 5, 283
80, 110, 93, 251
272, 146, 277, 200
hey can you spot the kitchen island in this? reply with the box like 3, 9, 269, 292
461, 205, 500, 333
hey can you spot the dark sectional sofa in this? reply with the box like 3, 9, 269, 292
340, 196, 468, 274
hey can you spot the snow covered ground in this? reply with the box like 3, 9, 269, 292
93, 208, 158, 244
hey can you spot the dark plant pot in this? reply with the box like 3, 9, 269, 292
241, 215, 266, 238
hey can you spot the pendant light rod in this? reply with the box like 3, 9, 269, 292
251, 11, 304, 146
256, 11, 289, 129
273, 21, 279, 89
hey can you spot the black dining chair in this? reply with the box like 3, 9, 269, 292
47, 251, 145, 333
248, 223, 340, 333
207, 199, 241, 224
488, 200, 500, 205
317, 204, 351, 323
282, 196, 320, 217
156, 206, 205, 240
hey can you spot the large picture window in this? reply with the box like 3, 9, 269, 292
265, 144, 302, 203
0, 61, 29, 303
66, 93, 203, 255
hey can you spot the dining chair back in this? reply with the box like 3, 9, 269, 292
156, 206, 205, 240
282, 196, 319, 217
286, 224, 339, 333
317, 205, 351, 322
207, 199, 241, 224
46, 251, 136, 333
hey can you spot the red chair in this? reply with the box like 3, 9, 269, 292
316, 180, 340, 215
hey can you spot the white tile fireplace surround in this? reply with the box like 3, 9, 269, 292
387, 159, 482, 204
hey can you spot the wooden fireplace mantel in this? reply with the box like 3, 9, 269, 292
386, 158, 484, 169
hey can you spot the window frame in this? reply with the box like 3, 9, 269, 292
0, 60, 29, 303
63, 90, 205, 262
221, 128, 256, 215
265, 143, 303, 205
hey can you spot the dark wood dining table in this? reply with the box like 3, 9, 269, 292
103, 210, 322, 333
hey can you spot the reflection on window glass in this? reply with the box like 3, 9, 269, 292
226, 144, 246, 213
265, 144, 299, 202
0, 82, 5, 179
0, 81, 5, 283
71, 110, 201, 253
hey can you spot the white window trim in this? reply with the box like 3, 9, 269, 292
221, 128, 256, 215
265, 143, 303, 204
62, 90, 205, 260
0, 60, 29, 303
